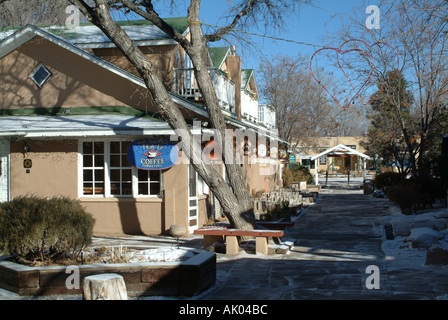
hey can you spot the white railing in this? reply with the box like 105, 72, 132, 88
173, 67, 235, 112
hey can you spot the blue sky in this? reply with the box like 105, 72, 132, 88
131, 0, 381, 71
116, 1, 384, 106
195, 0, 376, 70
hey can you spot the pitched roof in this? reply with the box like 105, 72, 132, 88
0, 24, 207, 119
208, 46, 230, 69
241, 69, 252, 89
0, 17, 189, 49
311, 144, 370, 160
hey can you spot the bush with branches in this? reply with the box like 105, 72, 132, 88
386, 176, 446, 214
374, 172, 401, 192
0, 195, 95, 266
282, 163, 314, 187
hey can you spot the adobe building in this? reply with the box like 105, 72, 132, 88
291, 137, 371, 184
0, 18, 286, 236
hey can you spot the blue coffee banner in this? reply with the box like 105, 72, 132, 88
127, 139, 178, 170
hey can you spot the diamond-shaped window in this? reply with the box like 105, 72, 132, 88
29, 63, 51, 88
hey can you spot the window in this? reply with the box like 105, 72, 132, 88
110, 141, 132, 195
138, 170, 161, 196
29, 63, 52, 88
80, 140, 162, 197
82, 141, 105, 196
258, 105, 264, 123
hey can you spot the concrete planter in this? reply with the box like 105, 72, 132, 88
0, 246, 216, 297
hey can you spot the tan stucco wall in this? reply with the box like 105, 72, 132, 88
80, 198, 163, 235
241, 157, 282, 195
161, 162, 189, 232
10, 140, 78, 199
92, 45, 179, 86
8, 138, 201, 236
0, 37, 156, 113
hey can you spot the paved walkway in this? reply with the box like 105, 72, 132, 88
2, 176, 448, 300
197, 177, 448, 300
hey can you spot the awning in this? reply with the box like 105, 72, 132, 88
311, 144, 370, 160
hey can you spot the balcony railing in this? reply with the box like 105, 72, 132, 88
173, 67, 235, 113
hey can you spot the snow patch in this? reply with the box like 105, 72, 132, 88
126, 247, 195, 263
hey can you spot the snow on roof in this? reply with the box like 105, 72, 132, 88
0, 115, 173, 137
311, 144, 370, 160
0, 17, 189, 48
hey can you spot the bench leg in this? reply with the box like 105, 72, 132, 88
256, 237, 268, 255
203, 235, 224, 248
226, 236, 239, 255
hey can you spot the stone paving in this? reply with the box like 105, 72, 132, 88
2, 176, 448, 300
196, 177, 448, 300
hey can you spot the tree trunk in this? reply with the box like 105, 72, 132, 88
82, 273, 128, 300
75, 0, 257, 231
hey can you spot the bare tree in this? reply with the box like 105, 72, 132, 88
45, 0, 313, 231
0, 0, 71, 28
259, 52, 367, 152
326, 0, 448, 177
259, 53, 328, 146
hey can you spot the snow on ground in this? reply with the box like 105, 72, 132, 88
126, 247, 195, 263
382, 207, 448, 269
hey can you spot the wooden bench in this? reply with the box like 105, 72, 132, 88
194, 227, 284, 255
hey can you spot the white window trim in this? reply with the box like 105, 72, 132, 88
78, 138, 162, 199
29, 63, 52, 88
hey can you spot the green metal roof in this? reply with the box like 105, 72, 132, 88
241, 69, 254, 90
208, 46, 230, 68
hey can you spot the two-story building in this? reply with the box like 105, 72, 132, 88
0, 17, 284, 236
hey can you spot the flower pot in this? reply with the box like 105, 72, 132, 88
170, 225, 186, 237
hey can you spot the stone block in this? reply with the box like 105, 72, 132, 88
403, 227, 443, 249
433, 219, 448, 232
256, 237, 269, 255
226, 236, 240, 255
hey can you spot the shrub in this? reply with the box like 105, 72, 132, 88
386, 184, 421, 213
282, 163, 314, 187
386, 176, 446, 214
374, 172, 401, 192
0, 195, 95, 265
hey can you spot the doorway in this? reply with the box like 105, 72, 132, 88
188, 163, 199, 233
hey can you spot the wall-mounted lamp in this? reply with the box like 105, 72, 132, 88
24, 145, 30, 153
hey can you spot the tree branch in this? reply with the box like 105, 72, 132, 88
206, 0, 256, 42
68, 0, 96, 21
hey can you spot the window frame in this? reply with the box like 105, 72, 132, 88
29, 63, 52, 89
258, 105, 265, 123
78, 139, 163, 199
